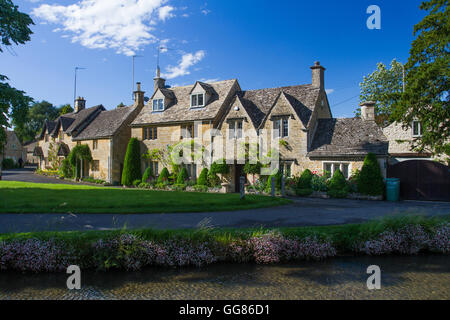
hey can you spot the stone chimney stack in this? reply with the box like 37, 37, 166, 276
310, 61, 325, 89
134, 82, 145, 106
74, 97, 86, 113
154, 66, 166, 91
360, 101, 376, 121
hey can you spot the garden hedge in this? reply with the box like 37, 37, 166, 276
121, 138, 141, 186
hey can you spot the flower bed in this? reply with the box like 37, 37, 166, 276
0, 220, 448, 273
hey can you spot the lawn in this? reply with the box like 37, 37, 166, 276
0, 181, 291, 214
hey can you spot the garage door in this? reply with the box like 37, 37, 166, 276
387, 160, 450, 201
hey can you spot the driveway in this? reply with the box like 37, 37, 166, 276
1, 168, 449, 233
1, 167, 93, 185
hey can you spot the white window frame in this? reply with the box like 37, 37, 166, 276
152, 98, 164, 112
412, 120, 422, 137
190, 93, 205, 108
322, 161, 351, 179
228, 120, 243, 140
273, 117, 289, 139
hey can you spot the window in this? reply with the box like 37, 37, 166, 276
280, 161, 293, 177
93, 140, 98, 150
228, 120, 243, 139
92, 160, 99, 172
181, 124, 197, 139
185, 163, 197, 179
412, 121, 422, 137
323, 162, 351, 179
152, 98, 164, 111
145, 161, 159, 176
191, 94, 205, 108
143, 127, 158, 140
273, 118, 289, 138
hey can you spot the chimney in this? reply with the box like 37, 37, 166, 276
360, 101, 376, 121
74, 97, 86, 113
153, 66, 166, 91
134, 82, 145, 106
310, 61, 325, 89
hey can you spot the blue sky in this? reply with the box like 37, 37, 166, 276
1, 0, 426, 118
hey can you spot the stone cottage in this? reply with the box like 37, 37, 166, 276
1, 130, 26, 165
131, 62, 388, 191
34, 84, 145, 183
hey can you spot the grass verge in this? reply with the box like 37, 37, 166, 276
0, 181, 291, 214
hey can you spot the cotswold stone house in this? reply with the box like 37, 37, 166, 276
131, 62, 388, 191
1, 130, 26, 164
34, 85, 145, 183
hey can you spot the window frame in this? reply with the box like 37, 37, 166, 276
93, 139, 98, 150
412, 120, 422, 137
181, 124, 197, 139
322, 162, 351, 179
273, 117, 289, 139
143, 127, 158, 140
91, 160, 100, 172
190, 93, 205, 108
228, 120, 243, 140
152, 98, 164, 112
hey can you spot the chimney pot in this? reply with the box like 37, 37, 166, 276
134, 82, 145, 107
74, 97, 86, 113
360, 101, 376, 121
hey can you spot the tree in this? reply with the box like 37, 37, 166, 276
142, 167, 153, 183
297, 169, 313, 189
0, 0, 34, 151
121, 138, 141, 186
67, 144, 92, 179
392, 0, 449, 156
176, 167, 189, 184
157, 167, 170, 184
197, 168, 208, 186
357, 59, 405, 125
327, 169, 349, 198
58, 104, 73, 115
20, 101, 60, 142
116, 102, 126, 108
357, 153, 384, 196
243, 161, 262, 184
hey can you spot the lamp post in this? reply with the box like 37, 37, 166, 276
74, 67, 86, 103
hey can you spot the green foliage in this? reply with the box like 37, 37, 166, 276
197, 168, 208, 186
176, 167, 189, 184
265, 171, 282, 192
327, 169, 349, 198
59, 158, 73, 178
132, 179, 141, 187
311, 174, 328, 192
157, 167, 170, 184
207, 171, 221, 187
357, 153, 385, 196
142, 167, 153, 183
58, 104, 73, 115
243, 161, 262, 175
172, 184, 187, 191
193, 185, 209, 192
297, 169, 313, 189
67, 144, 92, 179
121, 138, 141, 186
295, 188, 313, 197
210, 159, 230, 175
1, 158, 15, 169
116, 102, 126, 108
392, 0, 449, 155
357, 59, 405, 125
0, 0, 34, 51
81, 177, 106, 185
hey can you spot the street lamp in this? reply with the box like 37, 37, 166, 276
74, 67, 86, 103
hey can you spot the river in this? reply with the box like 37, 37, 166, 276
0, 255, 448, 300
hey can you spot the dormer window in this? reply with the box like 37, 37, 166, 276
191, 93, 204, 108
152, 98, 164, 111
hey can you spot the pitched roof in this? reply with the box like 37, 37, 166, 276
65, 105, 105, 136
308, 118, 388, 157
132, 79, 237, 125
237, 84, 320, 129
72, 105, 136, 140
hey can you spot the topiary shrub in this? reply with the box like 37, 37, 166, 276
177, 167, 189, 184
59, 158, 73, 178
358, 153, 385, 196
311, 174, 328, 192
1, 158, 15, 169
121, 138, 141, 186
265, 171, 282, 192
142, 167, 153, 183
327, 169, 349, 198
297, 169, 313, 189
157, 167, 170, 184
197, 168, 208, 186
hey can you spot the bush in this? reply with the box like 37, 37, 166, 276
265, 171, 282, 192
297, 169, 313, 189
358, 153, 384, 196
197, 168, 208, 186
132, 179, 141, 187
121, 138, 142, 186
1, 158, 15, 169
193, 185, 208, 192
311, 174, 328, 192
157, 167, 170, 184
210, 159, 229, 175
207, 171, 221, 187
59, 159, 73, 178
327, 169, 349, 198
142, 167, 154, 183
177, 167, 189, 184
67, 144, 93, 179
295, 188, 313, 197
172, 184, 187, 191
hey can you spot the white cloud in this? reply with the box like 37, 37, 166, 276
201, 9, 211, 15
32, 0, 176, 56
158, 5, 175, 21
162, 50, 206, 79
325, 89, 335, 94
